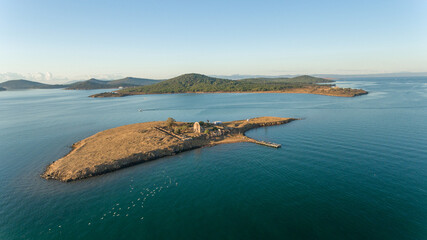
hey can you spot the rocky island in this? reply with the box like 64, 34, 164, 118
42, 117, 296, 182
90, 74, 368, 98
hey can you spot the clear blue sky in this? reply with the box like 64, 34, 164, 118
0, 0, 426, 82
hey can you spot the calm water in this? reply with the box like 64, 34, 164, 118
0, 77, 426, 239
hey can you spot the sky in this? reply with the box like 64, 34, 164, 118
0, 0, 426, 82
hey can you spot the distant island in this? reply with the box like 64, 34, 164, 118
65, 77, 160, 90
91, 73, 368, 98
0, 79, 68, 90
0, 77, 161, 91
0, 73, 368, 97
42, 117, 296, 182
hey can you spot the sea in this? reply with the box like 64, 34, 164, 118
0, 77, 426, 240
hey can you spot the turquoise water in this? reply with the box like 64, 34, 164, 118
0, 77, 426, 239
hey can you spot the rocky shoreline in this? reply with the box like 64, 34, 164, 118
42, 117, 297, 182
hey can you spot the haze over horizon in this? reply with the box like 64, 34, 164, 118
1, 0, 426, 83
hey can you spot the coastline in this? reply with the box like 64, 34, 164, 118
90, 86, 368, 98
42, 117, 297, 182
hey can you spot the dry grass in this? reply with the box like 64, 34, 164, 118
42, 117, 295, 182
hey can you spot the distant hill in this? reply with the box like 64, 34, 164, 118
66, 77, 160, 90
66, 79, 110, 90
238, 75, 333, 84
215, 72, 427, 80
0, 80, 67, 90
118, 73, 336, 94
109, 77, 159, 86
0, 77, 161, 91
123, 74, 237, 93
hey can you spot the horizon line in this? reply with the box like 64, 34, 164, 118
1, 71, 427, 84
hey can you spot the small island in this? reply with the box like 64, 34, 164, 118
90, 73, 368, 98
42, 117, 296, 182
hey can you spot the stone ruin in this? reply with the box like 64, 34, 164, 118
193, 122, 202, 133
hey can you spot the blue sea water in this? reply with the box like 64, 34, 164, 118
0, 77, 426, 239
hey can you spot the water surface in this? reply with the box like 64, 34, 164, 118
0, 77, 426, 239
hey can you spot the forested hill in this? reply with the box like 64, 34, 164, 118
119, 73, 335, 94
0, 77, 161, 91
109, 77, 159, 86
0, 80, 67, 90
66, 77, 160, 90
123, 74, 235, 93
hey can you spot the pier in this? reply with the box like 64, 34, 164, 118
252, 140, 281, 148
244, 136, 281, 148
255, 140, 281, 148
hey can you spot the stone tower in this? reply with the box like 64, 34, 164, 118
193, 122, 201, 133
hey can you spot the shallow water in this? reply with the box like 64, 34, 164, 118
0, 77, 426, 239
